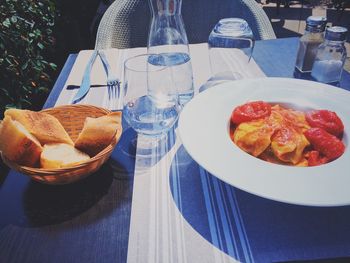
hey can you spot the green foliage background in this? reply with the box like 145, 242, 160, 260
0, 0, 57, 118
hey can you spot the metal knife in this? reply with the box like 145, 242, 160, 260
72, 50, 99, 104
67, 84, 106, 90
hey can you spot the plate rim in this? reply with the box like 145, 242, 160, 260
178, 77, 350, 207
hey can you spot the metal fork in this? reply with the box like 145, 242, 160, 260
98, 50, 121, 110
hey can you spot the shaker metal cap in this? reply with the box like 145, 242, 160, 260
306, 16, 327, 32
325, 26, 348, 41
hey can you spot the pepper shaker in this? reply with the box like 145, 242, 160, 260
311, 26, 348, 84
295, 16, 327, 73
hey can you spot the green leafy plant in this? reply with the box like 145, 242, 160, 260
0, 0, 57, 118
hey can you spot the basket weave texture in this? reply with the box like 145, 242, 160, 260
2, 105, 122, 185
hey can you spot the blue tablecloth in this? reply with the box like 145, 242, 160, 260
170, 145, 350, 262
1, 37, 350, 263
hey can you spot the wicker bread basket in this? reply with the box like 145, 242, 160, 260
1, 105, 122, 185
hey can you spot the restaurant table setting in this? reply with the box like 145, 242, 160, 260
2, 1, 350, 262
53, 41, 267, 262
1, 37, 350, 262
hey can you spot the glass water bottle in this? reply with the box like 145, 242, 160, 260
311, 26, 348, 84
147, 0, 194, 106
295, 16, 327, 73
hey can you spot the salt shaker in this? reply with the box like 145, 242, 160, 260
311, 26, 348, 84
295, 16, 327, 73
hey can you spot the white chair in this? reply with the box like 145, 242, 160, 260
95, 0, 276, 49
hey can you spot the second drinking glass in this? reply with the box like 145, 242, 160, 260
201, 18, 255, 92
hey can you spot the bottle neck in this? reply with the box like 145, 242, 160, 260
149, 0, 182, 16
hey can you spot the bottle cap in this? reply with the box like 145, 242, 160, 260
325, 26, 348, 41
306, 16, 327, 32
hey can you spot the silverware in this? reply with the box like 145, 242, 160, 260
67, 84, 106, 90
72, 50, 99, 104
98, 50, 121, 111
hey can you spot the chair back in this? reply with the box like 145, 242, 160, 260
95, 0, 276, 49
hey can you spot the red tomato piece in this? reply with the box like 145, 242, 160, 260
307, 150, 329, 167
306, 110, 344, 137
304, 128, 345, 160
231, 101, 272, 124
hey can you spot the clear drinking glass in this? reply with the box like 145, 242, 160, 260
202, 18, 255, 91
122, 54, 180, 144
147, 0, 194, 106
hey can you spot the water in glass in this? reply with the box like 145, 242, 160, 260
147, 0, 194, 106
123, 54, 180, 137
147, 52, 193, 105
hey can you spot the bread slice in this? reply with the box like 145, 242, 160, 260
0, 116, 42, 167
40, 143, 90, 169
75, 112, 122, 157
5, 108, 74, 146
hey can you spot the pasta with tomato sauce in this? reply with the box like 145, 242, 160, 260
230, 101, 345, 167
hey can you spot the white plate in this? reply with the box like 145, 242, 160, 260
178, 77, 350, 207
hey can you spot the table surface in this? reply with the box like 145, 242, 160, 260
1, 37, 350, 263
